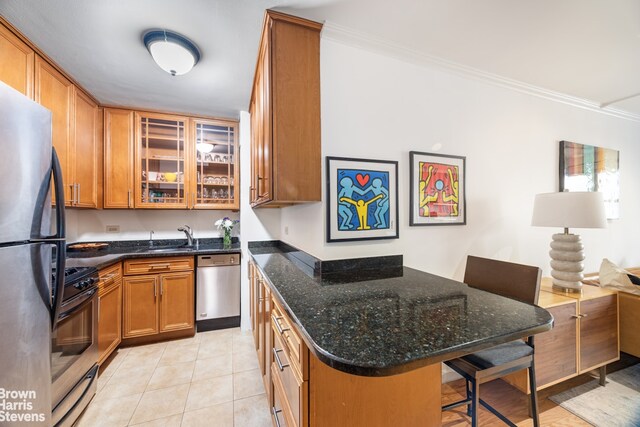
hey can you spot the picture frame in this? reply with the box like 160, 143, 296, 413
559, 140, 620, 219
326, 156, 399, 242
409, 151, 466, 226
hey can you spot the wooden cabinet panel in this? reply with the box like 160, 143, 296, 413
0, 23, 34, 98
73, 89, 101, 208
249, 11, 322, 208
98, 279, 122, 365
124, 256, 194, 276
579, 294, 618, 371
273, 326, 306, 427
35, 56, 74, 205
534, 302, 578, 386
619, 292, 640, 357
264, 284, 272, 402
122, 275, 159, 338
159, 271, 194, 333
98, 263, 123, 364
104, 108, 134, 208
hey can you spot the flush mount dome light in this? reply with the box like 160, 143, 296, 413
144, 29, 201, 76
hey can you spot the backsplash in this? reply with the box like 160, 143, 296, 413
64, 209, 240, 242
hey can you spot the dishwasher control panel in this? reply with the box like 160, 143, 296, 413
197, 254, 240, 267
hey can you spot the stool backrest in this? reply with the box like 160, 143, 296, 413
464, 255, 542, 305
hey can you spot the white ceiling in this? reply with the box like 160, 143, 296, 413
1, 0, 639, 120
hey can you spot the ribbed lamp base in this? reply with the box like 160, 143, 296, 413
549, 233, 585, 293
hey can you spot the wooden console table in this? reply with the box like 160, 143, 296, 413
505, 278, 619, 393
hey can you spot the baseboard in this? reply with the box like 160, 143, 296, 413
197, 316, 241, 332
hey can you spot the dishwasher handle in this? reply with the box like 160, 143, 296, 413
198, 254, 240, 267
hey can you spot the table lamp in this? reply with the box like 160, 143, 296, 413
531, 191, 607, 292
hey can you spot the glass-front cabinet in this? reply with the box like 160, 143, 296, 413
191, 119, 238, 210
136, 112, 189, 208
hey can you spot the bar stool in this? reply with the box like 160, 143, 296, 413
442, 255, 543, 427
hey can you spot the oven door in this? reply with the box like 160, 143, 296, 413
51, 285, 98, 420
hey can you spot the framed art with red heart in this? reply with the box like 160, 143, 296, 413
326, 156, 399, 242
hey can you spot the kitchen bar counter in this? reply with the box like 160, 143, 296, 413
65, 238, 241, 270
249, 242, 553, 377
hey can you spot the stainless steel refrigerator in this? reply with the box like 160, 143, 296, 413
0, 82, 66, 425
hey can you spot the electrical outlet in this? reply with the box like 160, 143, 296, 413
105, 225, 120, 233
284, 226, 289, 235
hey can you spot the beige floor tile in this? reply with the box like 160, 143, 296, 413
198, 328, 233, 341
129, 383, 190, 425
146, 361, 195, 391
233, 394, 271, 427
233, 368, 265, 400
232, 334, 256, 354
128, 413, 183, 427
96, 373, 109, 394
185, 375, 233, 412
75, 393, 141, 427
180, 401, 233, 427
98, 370, 152, 400
118, 350, 165, 372
158, 342, 200, 366
232, 349, 259, 373
197, 338, 232, 360
98, 348, 129, 379
192, 353, 232, 382
109, 360, 157, 383
126, 342, 167, 358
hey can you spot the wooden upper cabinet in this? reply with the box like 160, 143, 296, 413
0, 23, 34, 98
73, 89, 101, 208
136, 112, 189, 209
104, 108, 134, 208
35, 56, 74, 205
249, 10, 322, 208
190, 118, 239, 209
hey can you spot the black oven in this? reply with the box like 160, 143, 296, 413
51, 267, 99, 427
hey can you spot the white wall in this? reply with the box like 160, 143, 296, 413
280, 38, 640, 281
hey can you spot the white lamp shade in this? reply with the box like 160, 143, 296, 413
531, 191, 607, 229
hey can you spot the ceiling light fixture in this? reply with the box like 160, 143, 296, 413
143, 29, 201, 76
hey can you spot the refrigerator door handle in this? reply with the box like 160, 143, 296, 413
50, 148, 66, 325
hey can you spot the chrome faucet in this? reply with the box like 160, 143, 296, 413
149, 230, 155, 247
178, 225, 194, 246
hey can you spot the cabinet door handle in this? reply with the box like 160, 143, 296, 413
580, 313, 587, 318
70, 184, 76, 205
160, 282, 164, 296
273, 348, 289, 371
77, 183, 81, 203
272, 315, 289, 335
272, 407, 283, 427
154, 283, 157, 298
570, 314, 580, 319
128, 189, 132, 208
150, 264, 170, 270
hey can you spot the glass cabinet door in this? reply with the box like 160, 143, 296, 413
191, 119, 238, 209
136, 113, 188, 208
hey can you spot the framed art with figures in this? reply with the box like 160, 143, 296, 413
409, 151, 466, 226
326, 156, 399, 242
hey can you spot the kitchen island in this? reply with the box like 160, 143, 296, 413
249, 242, 553, 426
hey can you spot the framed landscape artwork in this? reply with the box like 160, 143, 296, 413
326, 157, 399, 242
409, 151, 466, 226
559, 140, 620, 219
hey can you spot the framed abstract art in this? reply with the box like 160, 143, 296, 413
326, 157, 399, 242
409, 151, 466, 226
559, 140, 619, 219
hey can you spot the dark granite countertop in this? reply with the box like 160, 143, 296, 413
249, 243, 553, 377
65, 238, 241, 270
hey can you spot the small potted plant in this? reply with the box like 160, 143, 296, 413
215, 217, 239, 248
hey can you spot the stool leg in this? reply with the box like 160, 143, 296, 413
528, 364, 540, 427
465, 378, 472, 416
470, 378, 479, 427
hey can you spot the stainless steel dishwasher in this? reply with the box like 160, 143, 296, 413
196, 253, 241, 331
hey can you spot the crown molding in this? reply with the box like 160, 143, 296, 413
321, 21, 640, 123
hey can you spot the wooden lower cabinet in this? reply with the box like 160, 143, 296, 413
159, 272, 194, 333
619, 291, 640, 357
252, 260, 441, 427
98, 263, 122, 365
579, 294, 618, 371
123, 275, 159, 338
122, 257, 194, 341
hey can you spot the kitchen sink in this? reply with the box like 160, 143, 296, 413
138, 246, 195, 253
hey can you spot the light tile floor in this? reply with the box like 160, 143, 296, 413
77, 328, 271, 427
